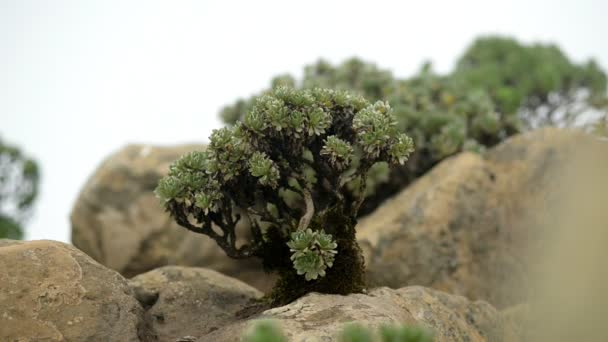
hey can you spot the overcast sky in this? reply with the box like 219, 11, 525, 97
1, 0, 607, 242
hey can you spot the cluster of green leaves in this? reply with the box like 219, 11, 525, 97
157, 87, 413, 279
287, 228, 337, 281
453, 36, 608, 128
243, 320, 434, 342
0, 137, 39, 239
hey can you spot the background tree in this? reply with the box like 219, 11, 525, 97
157, 88, 414, 305
219, 58, 517, 214
218, 36, 608, 213
0, 136, 40, 239
453, 36, 608, 128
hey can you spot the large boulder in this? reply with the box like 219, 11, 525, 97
128, 266, 262, 342
357, 128, 608, 308
0, 240, 145, 341
70, 144, 274, 291
201, 286, 514, 341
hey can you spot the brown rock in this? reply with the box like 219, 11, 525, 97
70, 144, 274, 291
0, 240, 145, 342
128, 266, 262, 342
202, 286, 511, 341
357, 128, 607, 308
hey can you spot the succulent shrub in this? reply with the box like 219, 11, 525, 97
453, 36, 608, 128
0, 136, 39, 239
157, 87, 414, 305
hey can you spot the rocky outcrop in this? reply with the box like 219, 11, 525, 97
0, 240, 145, 341
0, 240, 522, 342
70, 144, 274, 291
357, 128, 607, 308
202, 286, 512, 341
128, 266, 262, 342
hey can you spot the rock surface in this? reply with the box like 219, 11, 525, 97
70, 144, 274, 291
128, 266, 262, 342
0, 240, 144, 341
202, 286, 511, 342
357, 127, 606, 308
0, 240, 522, 342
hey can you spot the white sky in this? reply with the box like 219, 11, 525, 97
1, 0, 607, 242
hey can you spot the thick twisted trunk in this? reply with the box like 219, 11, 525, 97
263, 213, 366, 306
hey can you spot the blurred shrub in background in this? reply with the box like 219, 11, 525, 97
220, 35, 607, 214
0, 136, 39, 239
453, 36, 607, 128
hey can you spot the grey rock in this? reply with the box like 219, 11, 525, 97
357, 128, 607, 308
202, 286, 511, 342
0, 240, 145, 342
128, 266, 262, 342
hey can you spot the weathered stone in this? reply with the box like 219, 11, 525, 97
0, 240, 144, 342
128, 266, 262, 342
201, 286, 511, 341
357, 128, 607, 308
70, 144, 274, 291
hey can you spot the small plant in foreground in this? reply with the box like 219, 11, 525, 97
157, 87, 414, 305
243, 320, 287, 342
244, 320, 434, 342
375, 325, 434, 342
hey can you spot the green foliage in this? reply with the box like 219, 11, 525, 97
218, 57, 516, 214
340, 323, 433, 342
243, 320, 287, 342
158, 87, 413, 302
244, 320, 434, 342
302, 58, 394, 100
0, 215, 22, 240
249, 152, 280, 188
453, 36, 608, 128
340, 324, 375, 342
0, 137, 39, 239
218, 36, 607, 214
287, 228, 337, 281
321, 136, 355, 170
377, 325, 434, 342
